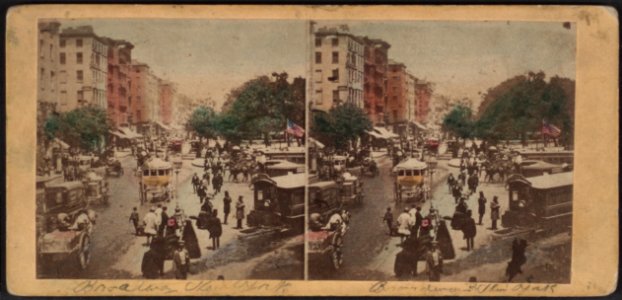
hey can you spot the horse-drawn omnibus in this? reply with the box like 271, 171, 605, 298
247, 173, 306, 232
393, 158, 428, 203
263, 149, 305, 164
502, 172, 573, 229
140, 158, 173, 203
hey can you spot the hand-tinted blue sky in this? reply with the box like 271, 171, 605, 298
317, 20, 576, 106
60, 19, 307, 108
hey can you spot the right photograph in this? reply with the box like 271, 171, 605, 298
306, 21, 575, 283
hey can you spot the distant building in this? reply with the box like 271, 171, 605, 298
58, 26, 108, 111
38, 21, 61, 123
104, 38, 133, 128
386, 61, 416, 135
414, 79, 433, 124
130, 60, 160, 134
312, 27, 365, 112
158, 80, 175, 125
361, 37, 390, 125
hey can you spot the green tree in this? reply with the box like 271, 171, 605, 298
312, 103, 372, 150
44, 106, 110, 152
188, 106, 217, 141
442, 105, 474, 139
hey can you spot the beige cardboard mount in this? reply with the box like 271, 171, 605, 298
5, 4, 619, 296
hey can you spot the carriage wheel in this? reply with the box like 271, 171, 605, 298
77, 233, 91, 270
331, 236, 344, 270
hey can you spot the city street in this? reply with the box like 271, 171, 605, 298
43, 143, 303, 280
310, 146, 570, 282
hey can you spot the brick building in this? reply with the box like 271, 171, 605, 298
105, 38, 133, 128
361, 37, 390, 125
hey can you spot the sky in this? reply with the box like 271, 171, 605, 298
59, 19, 307, 110
58, 19, 575, 110
316, 20, 576, 107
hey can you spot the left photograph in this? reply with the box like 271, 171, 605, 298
35, 19, 307, 280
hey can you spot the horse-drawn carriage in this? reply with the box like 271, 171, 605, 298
37, 181, 97, 272
247, 173, 306, 231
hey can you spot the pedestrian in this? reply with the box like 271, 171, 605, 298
197, 185, 206, 204
409, 206, 422, 239
425, 241, 443, 282
154, 204, 163, 231
452, 184, 462, 204
173, 240, 190, 279
477, 191, 487, 225
223, 191, 232, 225
394, 238, 418, 279
462, 210, 476, 251
396, 207, 412, 244
129, 207, 140, 235
192, 173, 200, 193
382, 207, 394, 236
207, 209, 222, 250
141, 241, 162, 279
506, 238, 528, 282
447, 173, 455, 192
490, 196, 500, 230
458, 171, 466, 187
159, 206, 168, 237
235, 196, 245, 229
142, 206, 158, 246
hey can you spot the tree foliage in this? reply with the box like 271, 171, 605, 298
473, 72, 574, 145
188, 106, 217, 140
43, 106, 110, 152
442, 105, 474, 139
215, 73, 305, 145
312, 103, 372, 150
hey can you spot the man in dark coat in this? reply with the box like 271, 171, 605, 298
477, 191, 487, 225
462, 210, 477, 251
394, 238, 419, 279
159, 206, 169, 237
382, 207, 394, 236
141, 239, 164, 279
206, 209, 223, 250
222, 191, 232, 225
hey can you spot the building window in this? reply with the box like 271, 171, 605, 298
315, 52, 322, 64
332, 38, 338, 46
76, 39, 83, 47
76, 52, 83, 64
60, 39, 66, 47
77, 70, 83, 82
59, 71, 67, 83
59, 53, 66, 64
314, 70, 323, 83
332, 52, 339, 64
77, 90, 83, 101
58, 91, 67, 105
332, 90, 339, 102
49, 45, 53, 61
331, 69, 339, 82
315, 37, 322, 47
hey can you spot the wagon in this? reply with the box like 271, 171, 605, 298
37, 181, 94, 271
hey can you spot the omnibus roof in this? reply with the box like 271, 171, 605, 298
511, 172, 573, 189
393, 158, 427, 171
267, 161, 304, 170
143, 158, 173, 170
47, 181, 84, 190
309, 181, 338, 189
270, 173, 306, 189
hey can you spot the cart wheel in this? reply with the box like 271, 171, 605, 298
331, 236, 344, 270
77, 233, 91, 270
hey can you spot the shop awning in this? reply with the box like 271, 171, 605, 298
53, 138, 70, 149
366, 131, 384, 139
373, 127, 399, 139
109, 131, 131, 140
309, 137, 325, 149
118, 127, 142, 139
155, 121, 171, 131
411, 121, 427, 130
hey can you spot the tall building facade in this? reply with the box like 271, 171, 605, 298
361, 37, 390, 125
405, 73, 416, 124
414, 79, 433, 124
105, 38, 133, 128
38, 21, 61, 123
130, 60, 160, 133
386, 61, 413, 125
312, 27, 364, 112
158, 80, 175, 125
58, 26, 108, 111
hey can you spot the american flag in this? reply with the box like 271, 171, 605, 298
542, 120, 562, 138
286, 119, 305, 138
